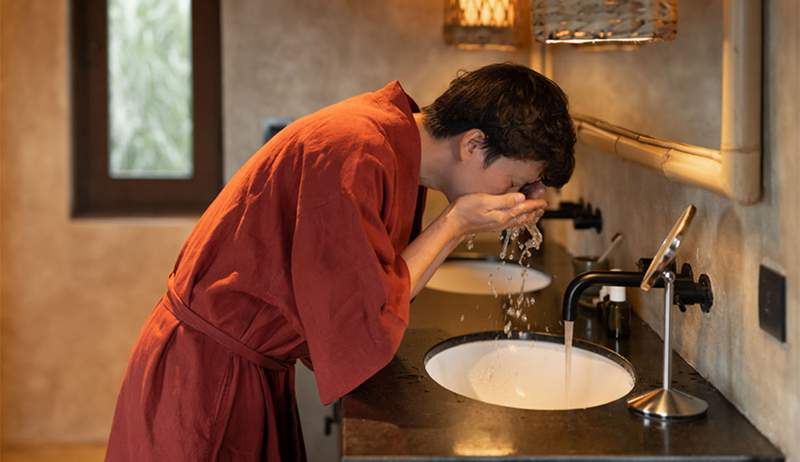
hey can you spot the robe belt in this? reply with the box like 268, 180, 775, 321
163, 286, 290, 371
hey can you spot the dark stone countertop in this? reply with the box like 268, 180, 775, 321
340, 240, 784, 461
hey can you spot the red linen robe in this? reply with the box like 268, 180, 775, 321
105, 81, 426, 462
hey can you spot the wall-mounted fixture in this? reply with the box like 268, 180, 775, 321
540, 199, 603, 233
443, 0, 530, 49
532, 0, 678, 45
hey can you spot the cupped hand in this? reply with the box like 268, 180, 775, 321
445, 192, 547, 238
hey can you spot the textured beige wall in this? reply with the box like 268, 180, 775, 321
0, 1, 195, 443
1, 0, 6, 450
543, 1, 800, 460
0, 0, 524, 445
222, 0, 528, 179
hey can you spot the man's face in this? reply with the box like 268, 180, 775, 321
443, 130, 546, 201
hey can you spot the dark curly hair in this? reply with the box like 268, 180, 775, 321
422, 63, 576, 188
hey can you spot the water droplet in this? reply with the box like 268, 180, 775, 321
500, 231, 512, 260
465, 233, 476, 250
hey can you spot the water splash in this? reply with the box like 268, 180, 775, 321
499, 230, 512, 260
487, 271, 499, 298
525, 223, 544, 250
495, 221, 544, 337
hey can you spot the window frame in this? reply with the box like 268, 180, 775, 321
71, 0, 222, 216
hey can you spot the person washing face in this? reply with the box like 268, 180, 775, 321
105, 63, 576, 462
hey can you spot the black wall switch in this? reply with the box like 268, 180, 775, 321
262, 117, 293, 144
758, 264, 786, 342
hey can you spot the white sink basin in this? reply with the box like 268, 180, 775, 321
425, 333, 635, 410
426, 258, 551, 295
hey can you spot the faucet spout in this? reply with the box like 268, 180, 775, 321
562, 264, 714, 322
562, 271, 644, 322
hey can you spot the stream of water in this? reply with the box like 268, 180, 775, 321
564, 320, 574, 405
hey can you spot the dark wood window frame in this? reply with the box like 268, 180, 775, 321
71, 0, 222, 216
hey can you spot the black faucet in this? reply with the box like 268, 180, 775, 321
541, 200, 603, 233
562, 260, 713, 322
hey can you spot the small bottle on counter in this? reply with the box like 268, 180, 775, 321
606, 286, 631, 339
597, 286, 610, 321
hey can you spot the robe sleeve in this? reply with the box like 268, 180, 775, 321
291, 151, 411, 404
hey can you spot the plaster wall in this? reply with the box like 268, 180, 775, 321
0, 0, 6, 451
0, 1, 196, 443
0, 0, 523, 446
542, 1, 800, 460
221, 0, 527, 180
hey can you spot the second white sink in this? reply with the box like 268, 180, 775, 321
426, 259, 551, 295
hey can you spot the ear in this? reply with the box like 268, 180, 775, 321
457, 129, 486, 162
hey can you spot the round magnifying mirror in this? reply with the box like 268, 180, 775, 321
640, 205, 696, 291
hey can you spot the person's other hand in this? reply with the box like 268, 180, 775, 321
445, 192, 547, 237
517, 181, 548, 227
519, 181, 547, 201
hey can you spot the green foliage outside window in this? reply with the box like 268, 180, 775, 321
108, 0, 193, 179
